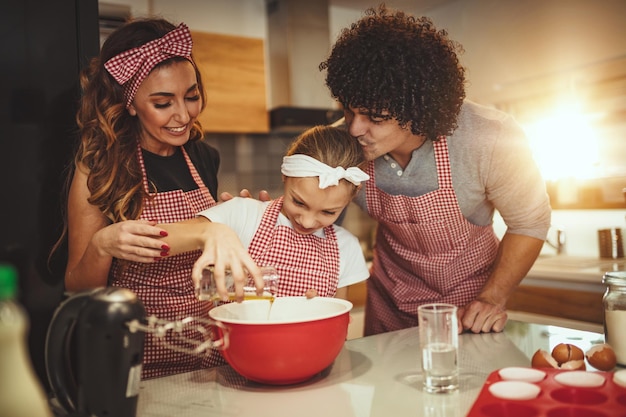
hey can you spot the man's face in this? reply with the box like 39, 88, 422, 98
343, 106, 423, 162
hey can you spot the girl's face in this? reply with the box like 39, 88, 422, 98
281, 176, 356, 235
128, 60, 202, 156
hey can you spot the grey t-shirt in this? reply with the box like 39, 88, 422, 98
353, 100, 551, 240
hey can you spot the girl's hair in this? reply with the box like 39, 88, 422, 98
76, 18, 206, 223
319, 5, 466, 141
286, 125, 365, 193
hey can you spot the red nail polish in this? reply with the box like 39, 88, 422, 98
161, 244, 170, 251
154, 257, 161, 262
160, 231, 168, 237
160, 251, 169, 257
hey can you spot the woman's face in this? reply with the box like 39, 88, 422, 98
281, 176, 355, 235
129, 60, 202, 155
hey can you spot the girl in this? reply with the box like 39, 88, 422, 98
162, 125, 370, 300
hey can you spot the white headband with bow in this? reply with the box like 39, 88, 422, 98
281, 154, 370, 189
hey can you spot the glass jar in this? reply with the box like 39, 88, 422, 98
602, 271, 626, 365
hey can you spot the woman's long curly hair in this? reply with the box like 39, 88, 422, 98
319, 4, 466, 141
77, 18, 206, 223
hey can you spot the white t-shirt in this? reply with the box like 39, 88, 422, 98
197, 197, 369, 288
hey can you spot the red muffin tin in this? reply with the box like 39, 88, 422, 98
467, 368, 626, 417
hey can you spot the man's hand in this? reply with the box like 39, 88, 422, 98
219, 189, 272, 202
457, 299, 507, 333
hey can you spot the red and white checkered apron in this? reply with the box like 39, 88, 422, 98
109, 142, 220, 379
247, 197, 340, 297
364, 137, 499, 336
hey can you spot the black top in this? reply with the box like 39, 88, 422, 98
141, 140, 220, 201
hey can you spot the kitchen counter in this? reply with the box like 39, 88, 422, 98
507, 255, 625, 325
526, 255, 625, 291
135, 321, 606, 417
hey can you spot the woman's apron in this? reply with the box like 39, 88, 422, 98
109, 142, 219, 379
247, 197, 340, 297
364, 137, 499, 336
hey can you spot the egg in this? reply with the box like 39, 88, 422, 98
531, 349, 558, 369
551, 343, 584, 365
559, 359, 586, 371
585, 343, 617, 371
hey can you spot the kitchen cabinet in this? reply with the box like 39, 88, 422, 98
507, 256, 624, 325
507, 284, 604, 324
191, 31, 269, 134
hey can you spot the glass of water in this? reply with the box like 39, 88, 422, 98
418, 303, 459, 393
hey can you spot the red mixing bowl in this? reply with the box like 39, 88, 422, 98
208, 296, 353, 385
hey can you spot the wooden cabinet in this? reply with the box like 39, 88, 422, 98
191, 31, 269, 134
507, 285, 604, 325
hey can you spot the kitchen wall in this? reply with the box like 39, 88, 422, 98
101, 0, 626, 258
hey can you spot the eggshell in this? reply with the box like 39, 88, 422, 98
554, 370, 605, 388
551, 343, 584, 365
488, 381, 541, 400
585, 343, 617, 371
531, 349, 558, 369
559, 359, 586, 371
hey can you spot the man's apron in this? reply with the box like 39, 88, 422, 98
247, 197, 340, 297
364, 137, 499, 336
110, 142, 220, 379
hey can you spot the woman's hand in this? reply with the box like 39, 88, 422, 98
93, 219, 170, 263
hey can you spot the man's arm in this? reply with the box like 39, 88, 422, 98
458, 232, 544, 333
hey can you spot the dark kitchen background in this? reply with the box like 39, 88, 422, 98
0, 0, 100, 390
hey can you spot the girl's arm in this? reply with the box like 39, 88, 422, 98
158, 218, 263, 301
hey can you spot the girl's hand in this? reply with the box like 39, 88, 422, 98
190, 222, 263, 302
305, 289, 319, 299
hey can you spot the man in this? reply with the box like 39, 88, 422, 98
319, 5, 551, 335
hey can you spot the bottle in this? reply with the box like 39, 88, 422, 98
602, 271, 626, 366
0, 263, 53, 417
197, 265, 279, 303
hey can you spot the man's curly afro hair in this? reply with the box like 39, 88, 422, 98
319, 4, 466, 141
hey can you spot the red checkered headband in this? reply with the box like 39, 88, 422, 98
104, 23, 193, 107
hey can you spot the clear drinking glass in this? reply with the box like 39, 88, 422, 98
418, 303, 459, 393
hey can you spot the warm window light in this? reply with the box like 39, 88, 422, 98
523, 101, 600, 181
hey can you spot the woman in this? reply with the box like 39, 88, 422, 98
62, 18, 259, 379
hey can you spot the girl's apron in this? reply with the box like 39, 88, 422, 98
364, 137, 499, 336
247, 197, 340, 297
110, 142, 219, 379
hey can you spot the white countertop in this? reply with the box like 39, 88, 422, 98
135, 321, 606, 417
524, 255, 625, 292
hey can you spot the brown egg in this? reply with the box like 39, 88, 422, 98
551, 343, 585, 365
531, 349, 558, 369
586, 344, 617, 371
